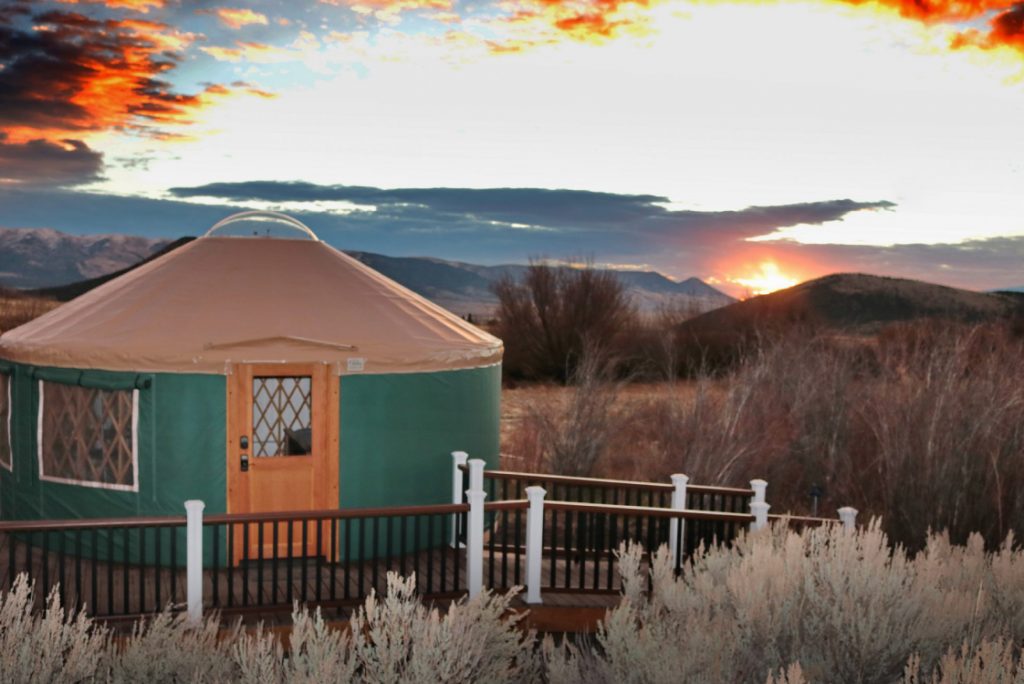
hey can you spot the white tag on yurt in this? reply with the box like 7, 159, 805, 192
347, 357, 366, 372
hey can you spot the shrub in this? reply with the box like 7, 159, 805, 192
0, 573, 534, 683
492, 261, 636, 382
545, 522, 1024, 684
523, 350, 624, 476
0, 575, 108, 682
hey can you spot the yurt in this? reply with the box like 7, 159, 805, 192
0, 212, 502, 523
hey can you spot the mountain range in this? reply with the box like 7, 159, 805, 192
0, 228, 166, 289
0, 228, 734, 317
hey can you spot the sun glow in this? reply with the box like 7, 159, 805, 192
732, 261, 799, 296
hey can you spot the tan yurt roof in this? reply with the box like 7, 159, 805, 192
0, 214, 502, 375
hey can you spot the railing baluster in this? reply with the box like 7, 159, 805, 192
287, 520, 294, 605
439, 514, 447, 592
385, 516, 393, 585
154, 526, 162, 612
301, 518, 308, 602
329, 518, 337, 602
42, 530, 49, 604
272, 521, 279, 605
58, 530, 66, 610
514, 503, 522, 586
136, 527, 144, 613
563, 509, 573, 589
211, 524, 220, 608
399, 515, 407, 579
372, 517, 379, 593
606, 512, 616, 590
547, 507, 557, 588
242, 523, 250, 606
107, 529, 114, 616
257, 522, 265, 606
316, 519, 323, 604
74, 530, 83, 612
427, 515, 435, 594
358, 517, 366, 597
227, 524, 235, 608
345, 517, 353, 600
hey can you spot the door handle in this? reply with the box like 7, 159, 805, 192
240, 454, 250, 472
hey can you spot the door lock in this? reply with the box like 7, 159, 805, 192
240, 454, 250, 472
240, 435, 249, 449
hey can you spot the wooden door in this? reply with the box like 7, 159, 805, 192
226, 363, 339, 562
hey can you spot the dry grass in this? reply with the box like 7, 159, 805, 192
502, 322, 1024, 549
0, 292, 59, 335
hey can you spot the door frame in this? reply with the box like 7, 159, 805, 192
225, 362, 340, 518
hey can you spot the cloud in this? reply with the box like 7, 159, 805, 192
55, 0, 166, 13
951, 2, 1024, 52
0, 8, 274, 183
200, 7, 270, 30
169, 181, 893, 239
0, 10, 200, 142
0, 135, 103, 186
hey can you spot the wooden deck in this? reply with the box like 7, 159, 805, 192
0, 531, 623, 626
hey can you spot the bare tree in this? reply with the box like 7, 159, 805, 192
493, 260, 636, 382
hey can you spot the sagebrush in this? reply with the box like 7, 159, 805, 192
4, 524, 1024, 683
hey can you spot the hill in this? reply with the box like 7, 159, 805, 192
678, 273, 1024, 344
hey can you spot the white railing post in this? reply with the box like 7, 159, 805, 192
466, 458, 486, 599
185, 499, 205, 625
750, 479, 767, 505
838, 506, 858, 532
750, 502, 770, 531
524, 486, 546, 604
668, 474, 688, 565
450, 451, 468, 547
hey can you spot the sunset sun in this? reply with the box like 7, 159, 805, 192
732, 262, 800, 296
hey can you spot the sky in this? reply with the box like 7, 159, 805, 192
0, 0, 1022, 296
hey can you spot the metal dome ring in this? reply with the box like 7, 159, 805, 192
204, 210, 319, 240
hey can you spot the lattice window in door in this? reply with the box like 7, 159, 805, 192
38, 381, 138, 491
252, 376, 312, 457
0, 374, 10, 471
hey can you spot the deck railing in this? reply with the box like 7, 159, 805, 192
0, 515, 187, 618
460, 461, 757, 517
0, 453, 857, 622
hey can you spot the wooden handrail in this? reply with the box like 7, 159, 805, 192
545, 500, 754, 523
0, 503, 472, 532
483, 499, 529, 512
203, 503, 471, 525
0, 515, 186, 532
768, 514, 839, 526
480, 468, 755, 497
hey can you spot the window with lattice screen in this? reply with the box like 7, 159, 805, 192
252, 376, 312, 457
0, 373, 10, 471
38, 381, 138, 491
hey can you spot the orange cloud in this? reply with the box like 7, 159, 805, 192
482, 0, 655, 50
0, 8, 272, 178
484, 0, 1024, 55
199, 40, 296, 62
842, 0, 1016, 22
827, 0, 1024, 55
202, 7, 270, 29
56, 0, 165, 13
